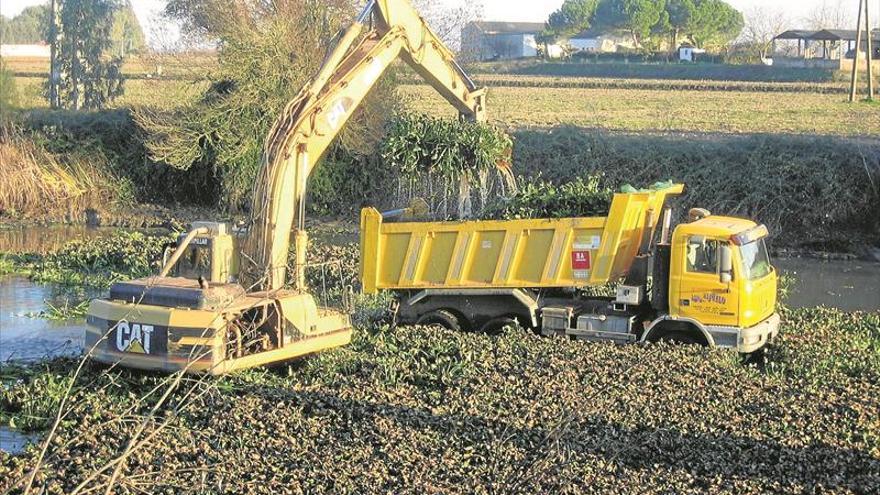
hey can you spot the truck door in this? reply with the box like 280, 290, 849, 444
672, 236, 739, 327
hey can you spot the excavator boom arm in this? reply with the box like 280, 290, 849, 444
242, 0, 487, 291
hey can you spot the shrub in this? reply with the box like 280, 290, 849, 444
138, 0, 396, 212
22, 109, 219, 206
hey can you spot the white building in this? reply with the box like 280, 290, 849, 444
567, 30, 635, 54
461, 21, 553, 61
679, 45, 707, 62
0, 44, 51, 59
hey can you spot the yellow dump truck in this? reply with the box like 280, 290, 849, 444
360, 183, 779, 352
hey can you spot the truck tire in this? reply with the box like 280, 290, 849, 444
479, 316, 519, 335
417, 309, 463, 332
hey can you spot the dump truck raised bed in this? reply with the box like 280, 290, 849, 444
360, 183, 779, 353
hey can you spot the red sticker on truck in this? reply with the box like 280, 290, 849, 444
572, 250, 591, 270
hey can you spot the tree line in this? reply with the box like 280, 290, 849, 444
543, 0, 744, 54
0, 1, 145, 58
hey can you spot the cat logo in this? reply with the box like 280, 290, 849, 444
116, 322, 154, 354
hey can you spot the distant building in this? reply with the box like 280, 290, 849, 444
0, 43, 51, 59
679, 45, 706, 62
461, 21, 549, 61
567, 30, 635, 54
772, 29, 880, 71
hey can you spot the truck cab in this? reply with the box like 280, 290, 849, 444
650, 214, 779, 353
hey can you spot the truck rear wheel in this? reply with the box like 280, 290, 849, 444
479, 316, 519, 335
417, 309, 463, 332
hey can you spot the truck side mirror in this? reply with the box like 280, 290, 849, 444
720, 245, 733, 284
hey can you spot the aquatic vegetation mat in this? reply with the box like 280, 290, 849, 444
0, 306, 877, 494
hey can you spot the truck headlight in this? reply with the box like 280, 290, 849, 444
743, 334, 761, 346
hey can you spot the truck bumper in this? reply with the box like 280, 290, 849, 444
738, 313, 780, 353
706, 313, 780, 353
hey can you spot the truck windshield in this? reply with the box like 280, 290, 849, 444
739, 239, 771, 280
175, 245, 212, 280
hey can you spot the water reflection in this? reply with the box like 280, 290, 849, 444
0, 427, 40, 454
0, 276, 87, 362
774, 258, 880, 311
0, 225, 166, 254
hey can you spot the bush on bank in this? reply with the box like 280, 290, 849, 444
512, 126, 880, 250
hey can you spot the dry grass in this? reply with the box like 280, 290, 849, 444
0, 133, 119, 217
12, 76, 209, 110
399, 84, 880, 137
4, 53, 216, 78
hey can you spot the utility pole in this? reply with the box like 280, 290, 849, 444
849, 0, 865, 102
864, 0, 874, 99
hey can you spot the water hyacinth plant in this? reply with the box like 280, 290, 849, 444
380, 112, 514, 218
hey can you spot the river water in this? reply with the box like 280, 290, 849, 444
0, 256, 876, 364
774, 258, 880, 312
0, 226, 877, 453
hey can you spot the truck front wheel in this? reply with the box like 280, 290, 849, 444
417, 309, 464, 332
658, 331, 703, 346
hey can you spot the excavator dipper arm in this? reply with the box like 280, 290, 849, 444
242, 0, 488, 291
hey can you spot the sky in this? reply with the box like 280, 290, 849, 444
1, 0, 875, 48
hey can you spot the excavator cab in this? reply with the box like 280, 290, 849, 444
164, 222, 238, 284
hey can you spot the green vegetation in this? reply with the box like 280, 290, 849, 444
51, 0, 126, 110
468, 60, 837, 82
27, 299, 91, 321
0, 6, 49, 44
3, 108, 218, 219
464, 74, 848, 94
0, 302, 877, 492
0, 365, 73, 432
0, 60, 18, 115
138, 0, 396, 212
381, 113, 512, 183
0, 2, 876, 492
0, 127, 125, 219
484, 175, 613, 219
11, 77, 200, 110
510, 127, 880, 249
10, 230, 175, 288
545, 0, 599, 40
109, 1, 147, 57
0, 1, 145, 49
380, 113, 513, 216
543, 0, 743, 53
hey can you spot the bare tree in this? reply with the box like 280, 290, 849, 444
804, 0, 854, 30
413, 0, 484, 52
741, 6, 790, 60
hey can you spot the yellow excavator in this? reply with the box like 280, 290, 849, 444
85, 0, 489, 374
